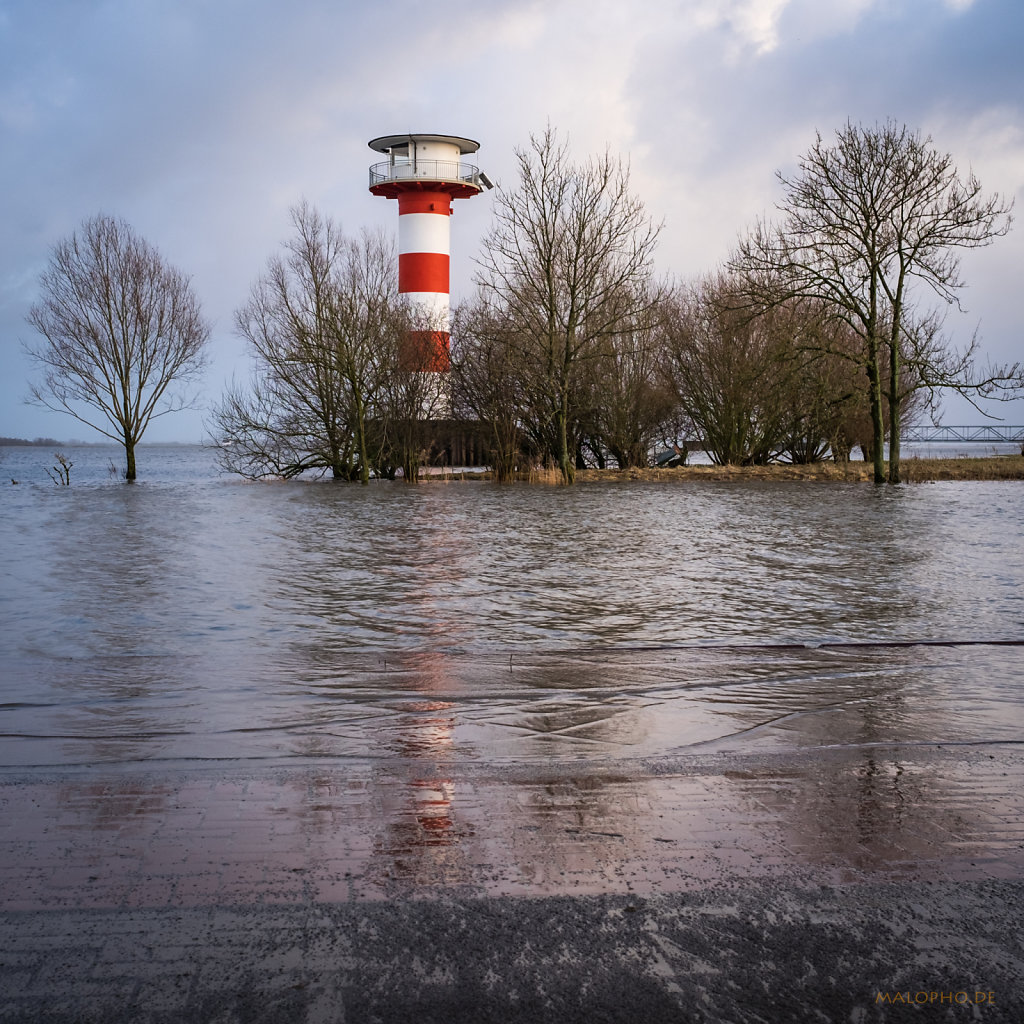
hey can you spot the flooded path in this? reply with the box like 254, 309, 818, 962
3, 738, 1023, 911
3, 641, 1023, 909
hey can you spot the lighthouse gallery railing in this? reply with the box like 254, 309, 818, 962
369, 159, 481, 188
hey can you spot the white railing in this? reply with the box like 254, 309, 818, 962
369, 159, 481, 188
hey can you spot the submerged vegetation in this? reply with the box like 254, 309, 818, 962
44, 452, 72, 485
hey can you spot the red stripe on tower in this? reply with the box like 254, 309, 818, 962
396, 192, 454, 217
397, 252, 450, 296
400, 331, 451, 373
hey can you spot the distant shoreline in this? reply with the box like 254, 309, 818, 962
0, 439, 201, 447
0, 436, 63, 447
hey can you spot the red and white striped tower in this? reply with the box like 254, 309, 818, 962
368, 134, 491, 417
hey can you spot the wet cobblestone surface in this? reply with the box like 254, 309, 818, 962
2, 744, 1023, 1021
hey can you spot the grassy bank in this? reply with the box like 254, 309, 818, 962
423, 455, 1024, 483
573, 456, 1024, 483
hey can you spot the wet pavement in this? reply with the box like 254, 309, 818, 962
2, 742, 1023, 1022
3, 880, 1023, 1023
3, 745, 1024, 908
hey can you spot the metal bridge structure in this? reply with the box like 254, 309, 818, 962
900, 425, 1024, 444
655, 426, 1024, 465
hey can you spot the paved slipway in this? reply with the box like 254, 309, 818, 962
1, 744, 1023, 1023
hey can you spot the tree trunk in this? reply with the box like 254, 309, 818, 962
329, 439, 345, 480
490, 423, 517, 483
124, 435, 137, 481
355, 397, 370, 485
887, 339, 902, 484
557, 391, 574, 484
865, 344, 886, 484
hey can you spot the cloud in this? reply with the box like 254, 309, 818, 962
721, 0, 793, 56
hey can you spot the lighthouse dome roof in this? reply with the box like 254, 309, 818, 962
369, 134, 480, 155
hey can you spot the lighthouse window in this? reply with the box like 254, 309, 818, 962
390, 143, 410, 167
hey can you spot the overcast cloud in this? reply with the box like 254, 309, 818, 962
2, 0, 1021, 442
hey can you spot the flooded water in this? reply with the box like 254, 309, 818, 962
2, 443, 1023, 770
2, 443, 1023, 907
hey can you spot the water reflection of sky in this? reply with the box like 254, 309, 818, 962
3, 451, 1023, 658
2, 642, 1021, 773
1, 450, 1023, 767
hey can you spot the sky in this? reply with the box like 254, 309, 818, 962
1, 0, 1022, 443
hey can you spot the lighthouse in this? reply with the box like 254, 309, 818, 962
368, 134, 491, 416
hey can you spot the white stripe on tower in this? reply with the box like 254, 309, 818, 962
400, 292, 450, 324
398, 213, 451, 258
397, 191, 452, 371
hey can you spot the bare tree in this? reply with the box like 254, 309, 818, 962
335, 225, 407, 483
585, 297, 679, 468
778, 340, 862, 464
732, 121, 1016, 483
450, 301, 529, 481
25, 214, 210, 480
475, 127, 662, 482
662, 275, 799, 465
212, 203, 403, 482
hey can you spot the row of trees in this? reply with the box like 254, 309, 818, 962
25, 122, 1020, 483
457, 122, 1017, 485
452, 265, 926, 479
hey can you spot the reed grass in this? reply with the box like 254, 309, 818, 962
572, 456, 1024, 484
417, 454, 1024, 484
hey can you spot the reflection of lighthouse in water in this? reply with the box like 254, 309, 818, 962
371, 653, 476, 887
396, 704, 459, 845
368, 133, 491, 418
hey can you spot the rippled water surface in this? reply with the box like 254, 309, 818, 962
2, 444, 1022, 770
